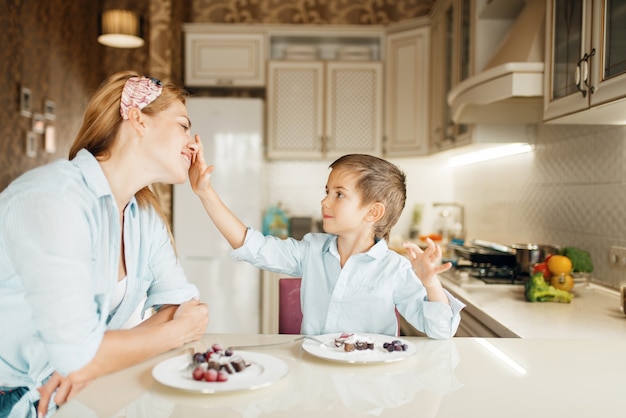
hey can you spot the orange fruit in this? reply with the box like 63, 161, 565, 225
547, 255, 572, 275
551, 273, 574, 292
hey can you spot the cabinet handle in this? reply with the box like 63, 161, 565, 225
216, 79, 234, 86
584, 48, 596, 95
575, 49, 596, 98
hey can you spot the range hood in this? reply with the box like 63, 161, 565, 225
448, 0, 545, 124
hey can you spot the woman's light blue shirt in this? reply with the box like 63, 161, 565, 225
232, 228, 465, 338
0, 149, 198, 389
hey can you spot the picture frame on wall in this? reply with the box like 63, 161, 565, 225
44, 99, 56, 121
44, 125, 56, 153
20, 87, 32, 118
32, 113, 45, 135
26, 131, 37, 158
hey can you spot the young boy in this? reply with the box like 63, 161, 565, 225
189, 141, 464, 338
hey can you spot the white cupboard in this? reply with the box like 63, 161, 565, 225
384, 22, 430, 156
266, 60, 383, 160
543, 0, 626, 124
429, 0, 473, 153
184, 27, 266, 87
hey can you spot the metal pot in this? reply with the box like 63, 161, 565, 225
511, 244, 541, 274
511, 244, 560, 274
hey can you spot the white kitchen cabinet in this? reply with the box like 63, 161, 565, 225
266, 60, 383, 160
543, 0, 626, 124
183, 26, 266, 87
429, 0, 473, 153
384, 21, 430, 156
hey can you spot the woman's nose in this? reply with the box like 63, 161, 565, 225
187, 142, 199, 155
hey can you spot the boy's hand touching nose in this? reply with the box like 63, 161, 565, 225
188, 134, 215, 195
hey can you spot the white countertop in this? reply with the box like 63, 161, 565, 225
54, 333, 626, 418
440, 271, 626, 338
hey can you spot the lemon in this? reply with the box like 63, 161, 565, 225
551, 273, 574, 292
547, 255, 572, 275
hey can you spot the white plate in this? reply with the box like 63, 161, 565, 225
152, 351, 288, 394
302, 333, 418, 364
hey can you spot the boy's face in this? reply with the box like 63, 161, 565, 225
321, 167, 373, 236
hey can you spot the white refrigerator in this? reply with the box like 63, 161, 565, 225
173, 97, 264, 333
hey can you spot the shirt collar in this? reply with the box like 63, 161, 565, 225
322, 235, 389, 259
72, 148, 138, 212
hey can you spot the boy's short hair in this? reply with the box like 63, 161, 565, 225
330, 154, 406, 241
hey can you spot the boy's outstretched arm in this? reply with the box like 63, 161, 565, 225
188, 134, 248, 249
403, 239, 452, 305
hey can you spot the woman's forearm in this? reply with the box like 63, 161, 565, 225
67, 299, 208, 384
135, 304, 177, 327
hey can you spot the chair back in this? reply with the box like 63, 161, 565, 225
278, 278, 303, 334
278, 277, 402, 335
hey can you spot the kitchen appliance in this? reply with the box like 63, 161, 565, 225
449, 241, 520, 284
173, 97, 264, 333
450, 240, 559, 284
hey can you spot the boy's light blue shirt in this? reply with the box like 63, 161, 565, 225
232, 228, 465, 338
0, 149, 198, 389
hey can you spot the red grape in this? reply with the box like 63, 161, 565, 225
204, 369, 218, 382
192, 366, 205, 381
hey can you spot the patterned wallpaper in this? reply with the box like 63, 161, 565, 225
190, 0, 434, 24
1, 0, 104, 191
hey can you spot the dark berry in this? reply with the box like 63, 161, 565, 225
193, 353, 205, 364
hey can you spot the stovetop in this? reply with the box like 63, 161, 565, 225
452, 260, 526, 285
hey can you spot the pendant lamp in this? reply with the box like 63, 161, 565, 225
98, 9, 144, 48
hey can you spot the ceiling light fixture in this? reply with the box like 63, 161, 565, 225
448, 143, 533, 167
98, 9, 144, 49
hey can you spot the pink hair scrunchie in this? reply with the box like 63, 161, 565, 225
120, 76, 163, 120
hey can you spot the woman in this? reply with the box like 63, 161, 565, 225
0, 71, 209, 417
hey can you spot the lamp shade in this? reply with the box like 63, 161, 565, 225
98, 9, 144, 48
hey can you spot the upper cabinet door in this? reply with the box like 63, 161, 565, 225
384, 26, 430, 156
325, 61, 383, 160
429, 0, 472, 153
544, 0, 626, 124
185, 32, 266, 87
588, 0, 626, 109
266, 61, 325, 159
543, 0, 591, 121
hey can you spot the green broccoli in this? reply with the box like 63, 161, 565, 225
525, 272, 573, 303
561, 247, 594, 273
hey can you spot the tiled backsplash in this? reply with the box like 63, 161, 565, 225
267, 124, 626, 290
453, 124, 626, 289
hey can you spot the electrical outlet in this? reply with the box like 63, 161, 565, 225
609, 246, 626, 269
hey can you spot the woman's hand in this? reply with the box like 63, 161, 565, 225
403, 238, 452, 287
37, 372, 91, 417
173, 298, 209, 343
188, 134, 215, 196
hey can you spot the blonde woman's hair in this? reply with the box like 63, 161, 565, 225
69, 71, 188, 232
329, 154, 407, 242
